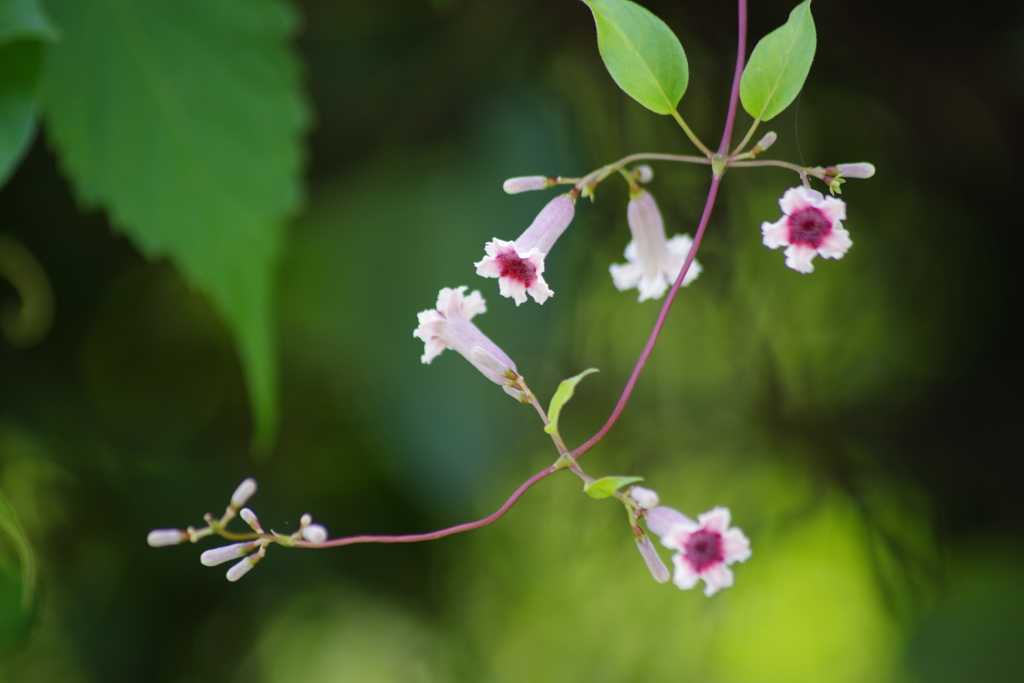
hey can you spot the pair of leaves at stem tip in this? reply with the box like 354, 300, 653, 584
584, 0, 816, 126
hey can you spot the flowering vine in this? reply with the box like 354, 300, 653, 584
148, 0, 874, 598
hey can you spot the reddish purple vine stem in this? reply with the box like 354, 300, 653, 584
304, 0, 749, 549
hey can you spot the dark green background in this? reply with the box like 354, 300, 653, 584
1, 1, 1021, 681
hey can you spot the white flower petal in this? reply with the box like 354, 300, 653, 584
700, 562, 735, 596
696, 506, 731, 534
722, 527, 752, 564
761, 218, 790, 249
817, 226, 853, 259
784, 243, 817, 273
672, 552, 701, 590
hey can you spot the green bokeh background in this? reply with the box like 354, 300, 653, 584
2, 0, 1022, 681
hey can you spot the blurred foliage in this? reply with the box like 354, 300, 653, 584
0, 0, 1021, 682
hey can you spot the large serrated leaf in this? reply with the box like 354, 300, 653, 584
582, 0, 688, 115
740, 0, 816, 122
39, 0, 308, 451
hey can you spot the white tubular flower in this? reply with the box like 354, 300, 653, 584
302, 523, 328, 544
837, 162, 876, 179
636, 535, 671, 584
475, 194, 576, 305
200, 542, 258, 567
230, 478, 257, 508
413, 287, 523, 399
147, 529, 187, 547
761, 186, 851, 273
630, 486, 660, 510
503, 176, 551, 194
646, 506, 751, 597
609, 190, 701, 301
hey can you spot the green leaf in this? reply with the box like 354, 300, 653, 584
740, 0, 816, 122
545, 368, 599, 435
39, 0, 308, 451
584, 475, 644, 499
0, 486, 35, 613
0, 0, 57, 43
582, 0, 688, 115
0, 40, 40, 187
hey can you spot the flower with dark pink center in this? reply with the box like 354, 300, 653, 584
475, 194, 575, 305
761, 186, 852, 273
645, 505, 751, 596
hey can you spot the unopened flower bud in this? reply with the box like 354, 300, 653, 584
201, 542, 257, 567
503, 176, 551, 194
226, 553, 261, 582
240, 508, 262, 532
302, 523, 328, 544
230, 478, 257, 508
636, 535, 671, 584
752, 131, 777, 155
147, 528, 187, 547
633, 165, 654, 184
837, 162, 875, 179
300, 513, 312, 528
630, 486, 660, 509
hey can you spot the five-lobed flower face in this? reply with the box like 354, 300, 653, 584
610, 190, 701, 301
475, 195, 576, 305
645, 505, 751, 596
761, 186, 852, 273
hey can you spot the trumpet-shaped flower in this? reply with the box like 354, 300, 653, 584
609, 190, 701, 301
475, 195, 575, 305
645, 505, 751, 596
413, 287, 523, 398
761, 186, 851, 273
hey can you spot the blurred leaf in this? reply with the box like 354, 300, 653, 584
0, 0, 55, 187
545, 368, 598, 435
740, 0, 816, 122
38, 0, 307, 451
0, 0, 56, 43
582, 0, 688, 115
583, 475, 643, 499
0, 486, 35, 613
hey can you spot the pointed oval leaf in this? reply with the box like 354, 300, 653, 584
39, 0, 308, 451
740, 0, 816, 122
545, 368, 599, 435
0, 40, 41, 188
584, 475, 644, 499
582, 0, 688, 115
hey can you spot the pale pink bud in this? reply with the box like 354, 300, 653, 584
300, 513, 312, 528
502, 176, 550, 194
610, 190, 701, 301
630, 486, 659, 509
753, 131, 777, 154
475, 195, 576, 305
147, 528, 187, 547
226, 555, 257, 582
230, 478, 257, 508
837, 163, 875, 179
633, 165, 654, 183
240, 508, 262, 532
414, 287, 523, 399
636, 536, 670, 583
200, 542, 257, 567
302, 523, 328, 544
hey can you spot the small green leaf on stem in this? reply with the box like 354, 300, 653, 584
584, 475, 644, 499
545, 368, 599, 435
739, 0, 816, 122
582, 0, 688, 115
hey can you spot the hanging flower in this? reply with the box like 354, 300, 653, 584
761, 186, 852, 273
609, 190, 701, 301
475, 194, 575, 305
413, 286, 524, 398
645, 505, 751, 596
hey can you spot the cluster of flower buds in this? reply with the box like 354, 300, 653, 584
147, 478, 331, 582
629, 486, 751, 596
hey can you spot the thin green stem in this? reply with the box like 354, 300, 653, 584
730, 117, 761, 157
669, 109, 714, 157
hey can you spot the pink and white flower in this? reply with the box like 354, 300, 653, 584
761, 186, 852, 273
609, 190, 701, 301
413, 286, 523, 399
475, 194, 575, 305
645, 505, 751, 596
